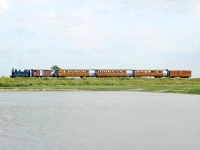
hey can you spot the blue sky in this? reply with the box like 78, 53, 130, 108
0, 0, 200, 77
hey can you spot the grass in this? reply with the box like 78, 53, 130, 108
0, 77, 200, 94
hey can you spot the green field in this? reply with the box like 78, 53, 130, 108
0, 77, 200, 94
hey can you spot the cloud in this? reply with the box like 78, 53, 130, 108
0, 0, 8, 14
30, 0, 47, 3
113, 0, 200, 14
194, 4, 200, 14
18, 2, 199, 57
25, 8, 100, 38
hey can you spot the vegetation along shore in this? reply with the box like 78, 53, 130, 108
0, 77, 200, 94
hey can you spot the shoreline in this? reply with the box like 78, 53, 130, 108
0, 78, 199, 94
0, 87, 199, 95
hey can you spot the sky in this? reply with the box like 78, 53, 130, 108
0, 0, 200, 77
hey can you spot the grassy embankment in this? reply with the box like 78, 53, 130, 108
0, 77, 200, 94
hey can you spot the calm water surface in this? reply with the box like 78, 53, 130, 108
0, 92, 200, 150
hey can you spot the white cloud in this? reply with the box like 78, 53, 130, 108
31, 0, 47, 3
114, 0, 200, 14
194, 4, 200, 14
0, 0, 8, 14
25, 8, 99, 36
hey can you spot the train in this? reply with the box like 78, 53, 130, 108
11, 68, 192, 78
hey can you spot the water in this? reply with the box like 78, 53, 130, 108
0, 92, 200, 150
